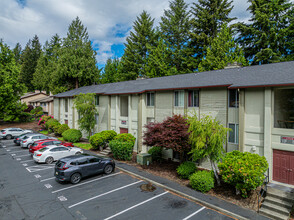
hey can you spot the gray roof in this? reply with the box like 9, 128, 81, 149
54, 61, 294, 98
29, 96, 53, 103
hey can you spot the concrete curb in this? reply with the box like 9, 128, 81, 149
117, 166, 248, 220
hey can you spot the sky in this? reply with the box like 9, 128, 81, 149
0, 0, 252, 69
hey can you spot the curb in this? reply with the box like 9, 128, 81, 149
117, 166, 248, 220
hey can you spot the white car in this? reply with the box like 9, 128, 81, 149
20, 134, 57, 148
0, 128, 33, 139
33, 145, 83, 164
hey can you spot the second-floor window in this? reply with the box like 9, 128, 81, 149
147, 92, 154, 107
188, 90, 199, 107
65, 98, 68, 112
229, 89, 239, 107
95, 95, 99, 106
228, 123, 239, 144
174, 91, 184, 107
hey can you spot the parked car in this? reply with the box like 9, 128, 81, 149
54, 154, 115, 184
14, 132, 37, 145
0, 128, 33, 140
21, 134, 57, 148
33, 145, 83, 164
29, 140, 74, 155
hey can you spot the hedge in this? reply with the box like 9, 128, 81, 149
177, 161, 197, 179
113, 133, 136, 144
189, 170, 214, 193
90, 130, 117, 149
62, 129, 82, 143
57, 124, 70, 136
109, 140, 133, 160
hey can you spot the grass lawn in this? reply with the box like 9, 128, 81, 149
40, 130, 49, 135
74, 143, 93, 150
58, 137, 65, 141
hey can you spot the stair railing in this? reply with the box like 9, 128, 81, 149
258, 168, 269, 213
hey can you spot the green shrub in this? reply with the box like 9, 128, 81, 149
114, 133, 136, 144
189, 170, 214, 193
62, 129, 82, 143
177, 161, 197, 179
90, 130, 117, 149
218, 150, 269, 198
148, 146, 162, 162
45, 118, 60, 131
109, 140, 133, 160
57, 124, 70, 135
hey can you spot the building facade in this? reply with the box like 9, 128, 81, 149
53, 61, 294, 186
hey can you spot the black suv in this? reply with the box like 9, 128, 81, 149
54, 154, 115, 184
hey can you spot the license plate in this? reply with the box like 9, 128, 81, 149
55, 172, 58, 175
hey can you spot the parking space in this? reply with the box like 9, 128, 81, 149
0, 139, 234, 220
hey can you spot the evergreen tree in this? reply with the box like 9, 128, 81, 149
20, 35, 42, 91
236, 0, 294, 64
13, 42, 22, 65
159, 0, 192, 73
198, 24, 248, 72
51, 17, 100, 94
190, 0, 235, 69
101, 58, 120, 84
119, 11, 157, 81
33, 34, 61, 92
144, 39, 177, 78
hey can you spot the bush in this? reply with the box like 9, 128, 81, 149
45, 118, 60, 131
57, 124, 70, 136
177, 161, 197, 179
38, 115, 53, 125
189, 170, 214, 193
218, 151, 268, 198
62, 129, 82, 143
114, 133, 136, 144
109, 140, 133, 160
148, 146, 162, 162
90, 130, 117, 149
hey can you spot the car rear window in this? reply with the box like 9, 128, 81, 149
56, 161, 66, 168
1, 130, 5, 132
23, 136, 29, 140
39, 147, 48, 152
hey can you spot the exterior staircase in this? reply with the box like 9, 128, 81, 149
259, 184, 294, 220
99, 147, 111, 156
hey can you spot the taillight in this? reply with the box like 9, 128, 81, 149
59, 164, 69, 170
16, 138, 19, 140
23, 140, 27, 143
36, 154, 42, 156
2, 132, 6, 134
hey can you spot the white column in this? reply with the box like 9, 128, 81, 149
115, 95, 120, 133
264, 88, 272, 180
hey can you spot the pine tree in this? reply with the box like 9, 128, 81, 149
236, 0, 294, 64
33, 34, 61, 92
198, 24, 248, 72
159, 0, 192, 74
190, 0, 235, 69
51, 17, 100, 94
119, 11, 157, 81
100, 58, 121, 84
20, 35, 42, 91
13, 43, 22, 65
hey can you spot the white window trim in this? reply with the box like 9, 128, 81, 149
188, 90, 199, 107
174, 90, 184, 107
228, 89, 239, 108
146, 92, 155, 107
228, 123, 239, 144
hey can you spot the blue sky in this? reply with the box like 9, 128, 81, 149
1, 0, 254, 70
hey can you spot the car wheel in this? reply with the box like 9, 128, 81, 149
104, 164, 113, 175
6, 135, 12, 140
75, 152, 81, 155
28, 144, 32, 149
70, 173, 81, 184
45, 156, 54, 164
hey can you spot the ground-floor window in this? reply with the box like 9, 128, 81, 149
228, 123, 239, 144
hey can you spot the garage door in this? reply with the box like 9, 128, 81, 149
273, 150, 294, 185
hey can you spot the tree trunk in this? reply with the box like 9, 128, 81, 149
75, 79, 79, 89
210, 158, 221, 186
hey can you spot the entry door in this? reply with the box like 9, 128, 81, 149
273, 150, 294, 185
120, 128, 128, 134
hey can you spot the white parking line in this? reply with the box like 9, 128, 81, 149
2, 146, 6, 148
52, 172, 121, 194
10, 150, 27, 153
14, 154, 30, 157
40, 177, 55, 182
20, 159, 32, 163
68, 180, 143, 209
16, 158, 21, 161
6, 147, 19, 149
34, 174, 41, 178
182, 207, 205, 220
26, 166, 54, 173
104, 191, 169, 220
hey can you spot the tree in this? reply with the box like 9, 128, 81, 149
13, 42, 22, 65
190, 0, 235, 69
187, 113, 230, 186
33, 34, 61, 92
100, 58, 120, 84
236, 0, 294, 64
198, 23, 248, 72
0, 40, 26, 120
119, 11, 157, 81
159, 0, 192, 73
73, 93, 98, 138
51, 17, 100, 94
143, 114, 190, 160
20, 35, 42, 91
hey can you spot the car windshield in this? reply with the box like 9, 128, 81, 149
23, 136, 29, 140
39, 147, 48, 152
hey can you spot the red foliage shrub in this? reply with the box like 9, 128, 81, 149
24, 105, 34, 112
143, 114, 190, 153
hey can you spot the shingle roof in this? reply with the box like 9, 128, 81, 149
29, 96, 53, 103
54, 61, 294, 98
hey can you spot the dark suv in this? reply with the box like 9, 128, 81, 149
54, 154, 115, 184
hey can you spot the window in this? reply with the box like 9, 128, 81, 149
120, 96, 128, 117
188, 90, 199, 107
274, 88, 294, 129
50, 148, 59, 152
146, 92, 154, 106
89, 157, 100, 163
77, 158, 88, 165
95, 114, 99, 124
53, 141, 62, 145
58, 147, 69, 151
65, 98, 68, 112
95, 95, 99, 106
229, 89, 239, 107
174, 91, 184, 107
228, 123, 239, 144
40, 102, 46, 107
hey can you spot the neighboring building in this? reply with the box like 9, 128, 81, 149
29, 96, 54, 115
53, 61, 294, 186
21, 90, 48, 106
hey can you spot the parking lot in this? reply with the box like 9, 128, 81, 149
0, 139, 234, 220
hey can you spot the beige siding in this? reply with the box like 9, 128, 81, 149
98, 95, 109, 132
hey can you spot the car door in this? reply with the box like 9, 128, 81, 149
15, 128, 23, 136
77, 158, 92, 177
47, 147, 60, 160
88, 157, 104, 175
57, 146, 71, 159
